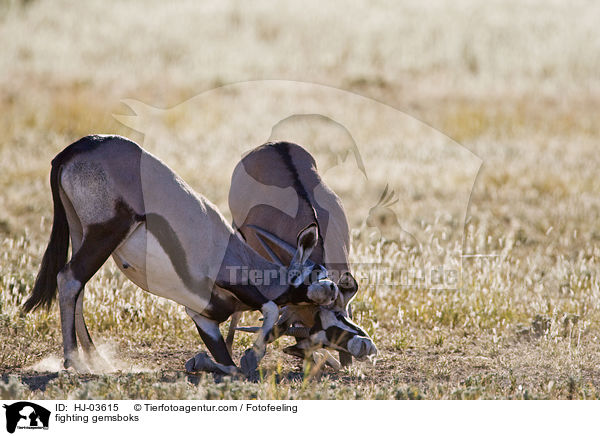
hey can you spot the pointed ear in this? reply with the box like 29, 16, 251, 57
291, 223, 318, 267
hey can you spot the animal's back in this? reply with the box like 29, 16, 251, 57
57, 135, 234, 314
230, 141, 350, 271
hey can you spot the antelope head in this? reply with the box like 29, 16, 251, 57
286, 224, 340, 306
248, 223, 358, 314
243, 224, 375, 363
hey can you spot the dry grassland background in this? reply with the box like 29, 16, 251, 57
1, 0, 599, 399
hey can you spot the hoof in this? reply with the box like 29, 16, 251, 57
185, 352, 214, 373
185, 357, 196, 373
240, 348, 259, 377
64, 357, 89, 373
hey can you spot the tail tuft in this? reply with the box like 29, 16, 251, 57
23, 162, 69, 312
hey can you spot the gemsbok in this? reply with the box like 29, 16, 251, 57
23, 135, 376, 376
227, 141, 373, 367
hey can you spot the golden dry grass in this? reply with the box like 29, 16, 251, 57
1, 0, 600, 399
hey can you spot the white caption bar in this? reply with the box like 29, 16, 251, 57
1, 400, 596, 435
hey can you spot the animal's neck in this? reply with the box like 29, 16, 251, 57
216, 233, 290, 301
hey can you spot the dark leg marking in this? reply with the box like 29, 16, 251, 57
59, 200, 137, 370
195, 323, 236, 367
185, 309, 240, 376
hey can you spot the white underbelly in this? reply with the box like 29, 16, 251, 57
112, 223, 212, 314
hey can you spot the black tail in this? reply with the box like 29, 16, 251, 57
23, 160, 70, 312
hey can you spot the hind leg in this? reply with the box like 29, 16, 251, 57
62, 192, 112, 371
57, 268, 86, 371
74, 291, 112, 371
58, 208, 134, 371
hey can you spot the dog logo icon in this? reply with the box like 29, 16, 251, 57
3, 402, 50, 433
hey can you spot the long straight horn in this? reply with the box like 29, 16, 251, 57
235, 326, 261, 333
253, 230, 285, 266
248, 225, 297, 258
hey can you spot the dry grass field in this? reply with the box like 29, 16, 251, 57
1, 0, 600, 399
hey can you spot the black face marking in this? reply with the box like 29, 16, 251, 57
338, 271, 358, 295
337, 273, 359, 313
290, 264, 323, 288
303, 309, 369, 353
311, 264, 328, 280
325, 326, 352, 347
273, 281, 319, 306
335, 312, 368, 337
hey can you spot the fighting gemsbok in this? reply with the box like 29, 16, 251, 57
228, 141, 375, 367
23, 135, 376, 376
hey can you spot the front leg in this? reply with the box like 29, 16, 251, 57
185, 308, 238, 375
240, 301, 279, 376
265, 306, 293, 344
225, 311, 242, 355
216, 272, 280, 375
